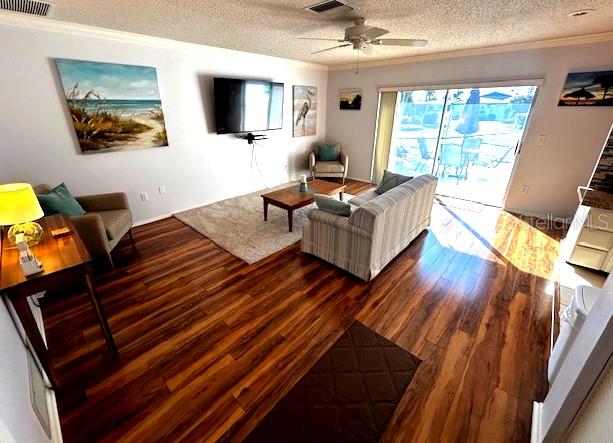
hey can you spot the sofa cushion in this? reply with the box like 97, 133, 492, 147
314, 161, 344, 173
91, 209, 131, 240
318, 143, 339, 161
349, 189, 379, 207
375, 170, 413, 195
37, 183, 86, 216
348, 196, 368, 207
314, 194, 351, 217
317, 143, 341, 162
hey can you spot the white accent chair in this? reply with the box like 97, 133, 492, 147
309, 143, 349, 183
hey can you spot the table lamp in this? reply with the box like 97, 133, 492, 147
0, 183, 45, 276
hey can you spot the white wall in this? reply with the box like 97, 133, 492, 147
0, 16, 328, 223
0, 299, 51, 443
326, 41, 613, 218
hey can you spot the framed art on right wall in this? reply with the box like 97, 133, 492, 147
558, 70, 613, 106
339, 88, 362, 110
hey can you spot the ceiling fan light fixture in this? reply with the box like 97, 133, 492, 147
302, 17, 428, 57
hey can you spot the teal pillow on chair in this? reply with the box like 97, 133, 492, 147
318, 144, 339, 161
375, 170, 413, 195
314, 194, 351, 217
37, 183, 86, 216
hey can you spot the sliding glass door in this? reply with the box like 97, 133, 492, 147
388, 89, 447, 177
386, 85, 538, 206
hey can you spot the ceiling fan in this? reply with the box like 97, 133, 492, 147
300, 18, 428, 56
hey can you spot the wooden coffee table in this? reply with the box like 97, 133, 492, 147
262, 179, 346, 232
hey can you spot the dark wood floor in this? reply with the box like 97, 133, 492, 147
42, 179, 560, 442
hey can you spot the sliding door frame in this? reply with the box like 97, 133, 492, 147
378, 78, 544, 93
375, 78, 544, 207
498, 85, 542, 208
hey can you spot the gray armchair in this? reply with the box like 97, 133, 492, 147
34, 185, 133, 268
309, 144, 349, 183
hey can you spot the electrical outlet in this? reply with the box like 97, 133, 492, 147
536, 135, 547, 146
522, 185, 530, 194
158, 185, 166, 195
140, 192, 149, 201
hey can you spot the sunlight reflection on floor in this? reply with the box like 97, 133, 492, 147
431, 199, 561, 281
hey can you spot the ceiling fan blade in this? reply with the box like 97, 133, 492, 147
374, 38, 428, 47
298, 37, 346, 42
362, 27, 389, 40
311, 43, 352, 55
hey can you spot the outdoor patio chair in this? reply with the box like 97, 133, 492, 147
416, 137, 433, 171
437, 143, 467, 180
462, 137, 482, 166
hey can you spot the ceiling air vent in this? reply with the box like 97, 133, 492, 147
0, 0, 51, 16
305, 0, 360, 18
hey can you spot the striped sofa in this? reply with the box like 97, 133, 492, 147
301, 174, 438, 281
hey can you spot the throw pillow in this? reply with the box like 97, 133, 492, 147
318, 144, 339, 161
314, 194, 351, 217
375, 170, 413, 195
37, 183, 86, 216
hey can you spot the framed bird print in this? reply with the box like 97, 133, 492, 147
293, 85, 317, 137
558, 70, 613, 106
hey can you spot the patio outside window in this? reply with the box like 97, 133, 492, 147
373, 84, 539, 206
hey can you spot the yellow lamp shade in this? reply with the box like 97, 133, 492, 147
0, 183, 44, 226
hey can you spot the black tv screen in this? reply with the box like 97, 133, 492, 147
214, 78, 284, 134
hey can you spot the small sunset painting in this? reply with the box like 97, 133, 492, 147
55, 59, 168, 153
558, 70, 613, 106
339, 89, 362, 110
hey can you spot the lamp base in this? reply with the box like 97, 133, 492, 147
8, 222, 43, 246
20, 255, 43, 276
14, 232, 44, 276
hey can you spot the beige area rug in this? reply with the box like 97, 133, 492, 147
174, 183, 354, 264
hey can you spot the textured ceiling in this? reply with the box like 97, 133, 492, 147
46, 0, 613, 66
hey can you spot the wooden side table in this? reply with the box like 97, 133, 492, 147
0, 214, 117, 390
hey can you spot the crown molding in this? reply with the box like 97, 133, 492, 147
328, 31, 613, 71
0, 11, 329, 72
2, 10, 612, 73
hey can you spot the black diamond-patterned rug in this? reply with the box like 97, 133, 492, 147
245, 321, 421, 443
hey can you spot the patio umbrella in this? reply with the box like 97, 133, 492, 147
564, 87, 596, 105
455, 89, 480, 135
481, 91, 512, 101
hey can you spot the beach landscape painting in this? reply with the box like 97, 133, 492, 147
558, 70, 613, 106
293, 85, 317, 137
55, 59, 168, 153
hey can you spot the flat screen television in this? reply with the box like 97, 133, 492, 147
214, 78, 284, 134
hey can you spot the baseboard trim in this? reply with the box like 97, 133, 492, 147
133, 200, 227, 227
133, 179, 377, 227
133, 214, 173, 227
347, 176, 376, 184
30, 298, 63, 443
531, 401, 543, 443
503, 206, 570, 221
